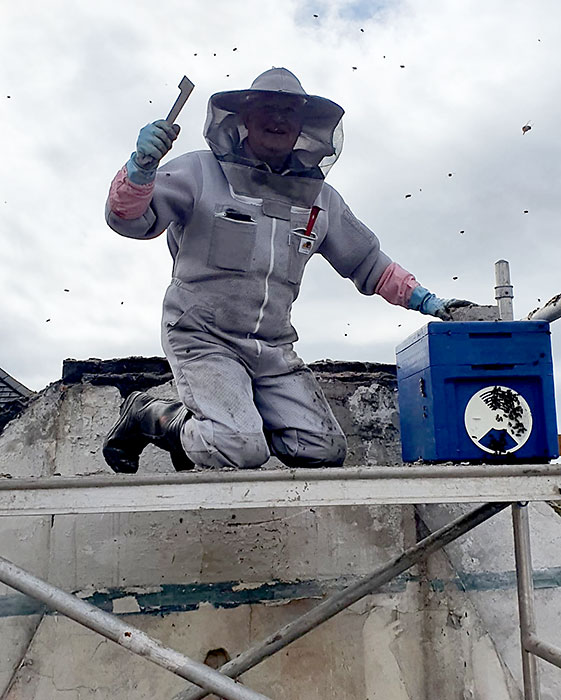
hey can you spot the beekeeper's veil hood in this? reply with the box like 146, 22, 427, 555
204, 68, 344, 208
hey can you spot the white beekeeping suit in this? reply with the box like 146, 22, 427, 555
103, 67, 470, 473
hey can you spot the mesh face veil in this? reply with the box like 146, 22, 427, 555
204, 68, 345, 180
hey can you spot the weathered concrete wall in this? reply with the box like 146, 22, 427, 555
0, 359, 559, 698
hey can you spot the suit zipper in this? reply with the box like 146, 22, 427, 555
252, 217, 277, 339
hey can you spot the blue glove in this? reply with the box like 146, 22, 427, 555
126, 120, 180, 185
409, 286, 473, 321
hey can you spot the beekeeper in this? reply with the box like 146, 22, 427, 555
103, 67, 469, 473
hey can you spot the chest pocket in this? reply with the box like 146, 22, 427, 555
287, 207, 320, 284
287, 228, 318, 284
208, 209, 257, 271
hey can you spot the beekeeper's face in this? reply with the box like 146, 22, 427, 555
243, 96, 304, 166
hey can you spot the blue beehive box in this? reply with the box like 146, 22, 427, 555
396, 321, 558, 462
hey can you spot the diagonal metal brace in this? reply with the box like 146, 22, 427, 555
174, 501, 509, 700
0, 556, 271, 700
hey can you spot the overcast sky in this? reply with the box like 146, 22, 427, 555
2, 0, 561, 421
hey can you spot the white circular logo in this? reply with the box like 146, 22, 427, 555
464, 385, 533, 454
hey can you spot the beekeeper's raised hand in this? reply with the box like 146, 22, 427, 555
126, 120, 180, 184
408, 286, 473, 321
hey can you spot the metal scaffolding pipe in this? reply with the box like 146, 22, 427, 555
512, 504, 541, 700
174, 501, 509, 700
525, 633, 561, 670
0, 556, 271, 700
2, 464, 560, 493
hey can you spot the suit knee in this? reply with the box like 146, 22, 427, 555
271, 430, 347, 468
231, 434, 270, 469
183, 426, 270, 469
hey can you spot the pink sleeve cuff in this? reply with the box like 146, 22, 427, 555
375, 262, 420, 308
108, 166, 155, 220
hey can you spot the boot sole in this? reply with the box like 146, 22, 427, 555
103, 446, 140, 473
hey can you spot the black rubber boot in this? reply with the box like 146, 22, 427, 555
103, 391, 194, 473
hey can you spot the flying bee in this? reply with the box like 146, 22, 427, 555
522, 120, 533, 135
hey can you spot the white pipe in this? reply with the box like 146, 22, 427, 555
525, 294, 561, 323
495, 260, 514, 321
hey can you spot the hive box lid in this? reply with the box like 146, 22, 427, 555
396, 321, 553, 379
397, 320, 550, 354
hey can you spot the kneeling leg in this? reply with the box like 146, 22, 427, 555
255, 367, 347, 468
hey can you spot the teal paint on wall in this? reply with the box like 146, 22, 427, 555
2, 567, 561, 619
